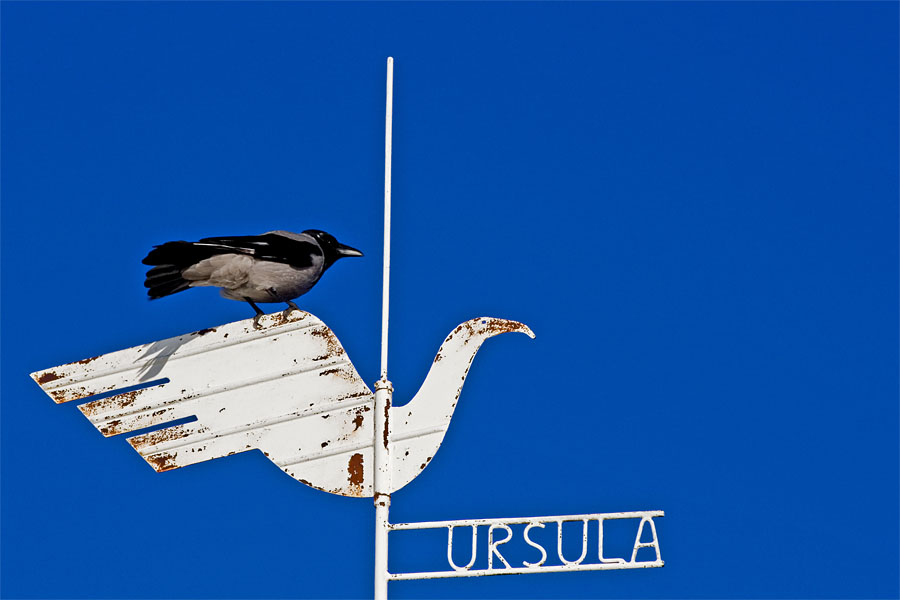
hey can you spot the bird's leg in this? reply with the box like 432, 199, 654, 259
283, 300, 300, 318
245, 298, 265, 329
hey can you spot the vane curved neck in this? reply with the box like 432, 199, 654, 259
389, 317, 534, 492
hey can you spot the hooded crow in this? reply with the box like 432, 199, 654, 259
143, 229, 363, 327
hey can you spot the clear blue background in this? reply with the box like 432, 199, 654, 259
2, 2, 897, 598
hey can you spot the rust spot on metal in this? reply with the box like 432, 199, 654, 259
434, 352, 443, 362
348, 453, 364, 492
319, 366, 357, 383
336, 390, 373, 403
268, 309, 308, 329
36, 371, 62, 385
383, 396, 391, 448
50, 389, 70, 402
129, 423, 193, 447
353, 407, 365, 431
116, 389, 142, 407
147, 452, 178, 472
322, 414, 330, 419
49, 384, 93, 403
100, 419, 123, 436
192, 327, 217, 336
451, 318, 526, 347
75, 355, 101, 365
309, 327, 346, 357
321, 441, 329, 448
223, 333, 229, 338
481, 318, 528, 337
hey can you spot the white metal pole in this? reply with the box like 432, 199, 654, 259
374, 55, 394, 600
380, 56, 393, 384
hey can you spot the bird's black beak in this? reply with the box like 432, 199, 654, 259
336, 244, 364, 258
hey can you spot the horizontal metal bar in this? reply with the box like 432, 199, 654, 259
390, 510, 664, 530
388, 559, 665, 580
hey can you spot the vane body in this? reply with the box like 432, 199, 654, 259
31, 312, 533, 497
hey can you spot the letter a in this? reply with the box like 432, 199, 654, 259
630, 517, 662, 563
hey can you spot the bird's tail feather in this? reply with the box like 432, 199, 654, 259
143, 241, 205, 300
143, 239, 245, 299
144, 265, 192, 299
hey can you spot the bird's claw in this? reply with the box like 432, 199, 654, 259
252, 313, 264, 329
282, 301, 300, 319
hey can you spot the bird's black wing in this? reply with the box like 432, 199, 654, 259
143, 233, 320, 268
195, 234, 321, 268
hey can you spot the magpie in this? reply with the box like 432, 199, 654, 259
143, 229, 363, 327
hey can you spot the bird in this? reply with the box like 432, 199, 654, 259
142, 229, 363, 327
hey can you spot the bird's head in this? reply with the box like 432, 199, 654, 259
304, 229, 364, 269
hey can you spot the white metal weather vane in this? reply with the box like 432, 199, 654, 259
30, 58, 664, 598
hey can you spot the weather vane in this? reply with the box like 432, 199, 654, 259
31, 58, 664, 599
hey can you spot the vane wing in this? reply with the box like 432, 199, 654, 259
31, 312, 377, 497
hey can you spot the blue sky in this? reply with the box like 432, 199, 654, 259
2, 2, 898, 598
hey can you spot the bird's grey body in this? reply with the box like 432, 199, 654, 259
143, 229, 362, 325
181, 231, 326, 303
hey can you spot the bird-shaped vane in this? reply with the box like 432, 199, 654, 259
143, 229, 363, 328
31, 311, 533, 497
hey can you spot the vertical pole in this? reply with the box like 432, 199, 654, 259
374, 56, 394, 600
380, 65, 393, 381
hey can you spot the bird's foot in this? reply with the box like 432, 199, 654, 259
282, 301, 300, 319
246, 298, 265, 329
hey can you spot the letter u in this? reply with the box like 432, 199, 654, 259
447, 525, 478, 571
